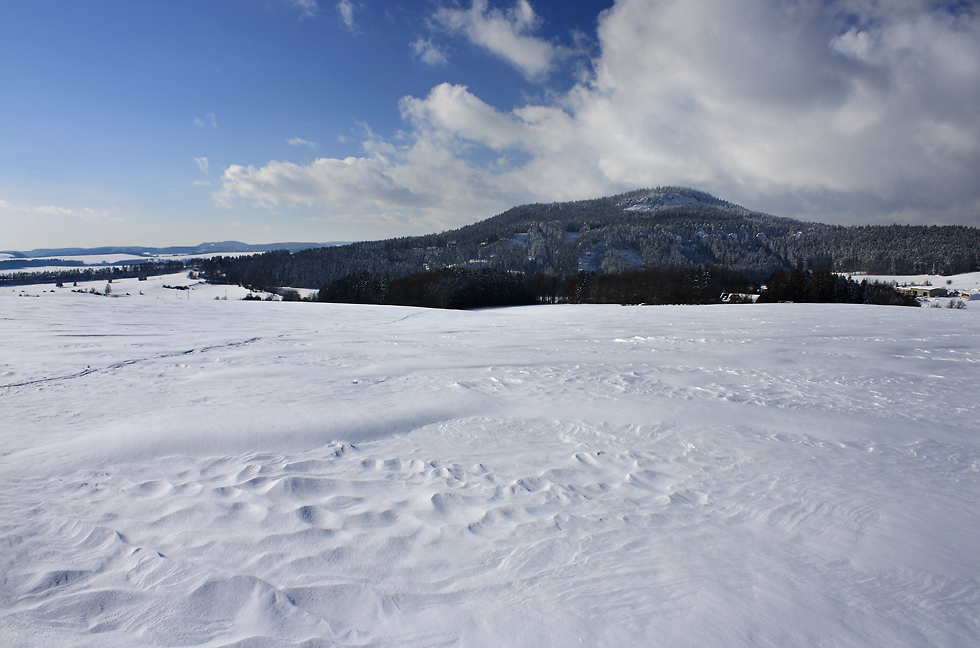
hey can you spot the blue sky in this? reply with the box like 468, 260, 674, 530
1, 0, 978, 249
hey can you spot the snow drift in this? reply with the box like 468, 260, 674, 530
1, 289, 978, 646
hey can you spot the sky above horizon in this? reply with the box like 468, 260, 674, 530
2, 0, 978, 249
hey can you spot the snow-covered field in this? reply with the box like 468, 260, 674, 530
848, 271, 980, 293
848, 271, 980, 305
4, 273, 285, 301
1, 288, 978, 647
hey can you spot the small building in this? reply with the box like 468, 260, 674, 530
901, 286, 948, 298
720, 292, 760, 303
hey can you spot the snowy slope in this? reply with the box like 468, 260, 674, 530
1, 295, 978, 647
4, 272, 296, 301
848, 271, 980, 293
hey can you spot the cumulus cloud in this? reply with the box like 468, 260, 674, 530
218, 158, 425, 211
218, 0, 980, 229
574, 0, 980, 221
433, 0, 560, 79
400, 83, 525, 149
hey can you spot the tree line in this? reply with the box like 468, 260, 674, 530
0, 261, 188, 287
310, 265, 916, 309
317, 268, 536, 309
757, 269, 919, 306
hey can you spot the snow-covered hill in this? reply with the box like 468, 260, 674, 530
3, 272, 315, 301
619, 187, 729, 212
1, 295, 977, 646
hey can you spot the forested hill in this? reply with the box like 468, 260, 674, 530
198, 187, 980, 291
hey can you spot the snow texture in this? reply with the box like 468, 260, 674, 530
620, 189, 723, 213
1, 278, 978, 647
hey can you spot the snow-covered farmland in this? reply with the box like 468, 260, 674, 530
847, 271, 980, 306
847, 271, 980, 293
3, 273, 291, 301
1, 290, 978, 647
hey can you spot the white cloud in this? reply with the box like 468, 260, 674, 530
288, 137, 318, 149
290, 0, 319, 20
1, 191, 185, 249
36, 204, 78, 217
573, 0, 980, 220
218, 157, 424, 211
399, 83, 525, 149
336, 0, 355, 31
411, 38, 449, 66
1, 199, 112, 222
194, 113, 217, 129
433, 0, 560, 80
215, 120, 542, 232
193, 157, 209, 173
218, 0, 980, 230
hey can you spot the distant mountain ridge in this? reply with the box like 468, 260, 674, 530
1, 240, 340, 259
199, 187, 980, 291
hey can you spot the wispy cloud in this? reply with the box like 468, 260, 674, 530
193, 157, 210, 173
290, 0, 319, 20
1, 199, 111, 222
218, 0, 980, 230
336, 0, 356, 31
433, 0, 560, 80
0, 193, 173, 248
194, 113, 217, 129
288, 137, 318, 149
411, 37, 449, 67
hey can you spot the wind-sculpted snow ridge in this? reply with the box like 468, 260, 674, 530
1, 294, 978, 646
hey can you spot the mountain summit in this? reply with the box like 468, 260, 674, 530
619, 188, 730, 213
200, 187, 980, 291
